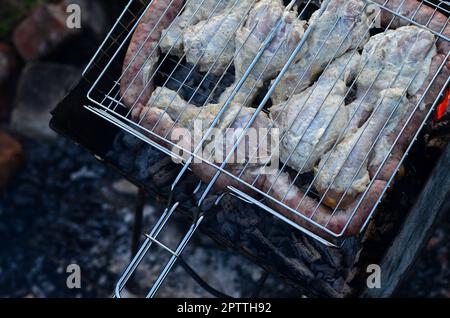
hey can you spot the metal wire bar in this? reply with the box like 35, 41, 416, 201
357, 68, 450, 233
87, 101, 340, 239
180, 0, 314, 151
115, 202, 179, 298
87, 35, 446, 238
367, 0, 450, 40
83, 0, 135, 76
105, 0, 215, 112
216, 0, 384, 190
117, 0, 187, 108
420, 0, 450, 14
146, 215, 205, 298
86, 0, 163, 107
227, 186, 339, 246
97, 0, 233, 112
121, 0, 230, 116
238, 0, 442, 214
130, 0, 262, 138
158, 0, 292, 137
204, 10, 447, 237
244, 0, 406, 189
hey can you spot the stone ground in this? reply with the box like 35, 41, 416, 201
0, 134, 448, 298
0, 135, 302, 298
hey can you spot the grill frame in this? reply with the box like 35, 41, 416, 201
52, 0, 450, 247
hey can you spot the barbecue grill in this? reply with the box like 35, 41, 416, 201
50, 0, 450, 297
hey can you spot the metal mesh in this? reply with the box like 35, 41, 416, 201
82, 0, 450, 246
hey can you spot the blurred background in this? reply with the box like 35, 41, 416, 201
0, 0, 448, 298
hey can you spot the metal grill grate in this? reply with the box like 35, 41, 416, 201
78, 0, 449, 297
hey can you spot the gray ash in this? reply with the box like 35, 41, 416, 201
0, 137, 127, 297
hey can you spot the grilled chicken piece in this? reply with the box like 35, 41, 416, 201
144, 87, 275, 167
271, 0, 373, 104
145, 86, 238, 131
371, 55, 449, 183
269, 51, 361, 173
183, 0, 255, 75
349, 26, 437, 128
160, 0, 232, 57
368, 0, 450, 183
219, 0, 306, 107
373, 0, 450, 69
368, 96, 415, 179
314, 88, 409, 209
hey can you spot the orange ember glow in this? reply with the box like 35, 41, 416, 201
436, 89, 450, 121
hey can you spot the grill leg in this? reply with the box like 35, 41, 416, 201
131, 188, 146, 259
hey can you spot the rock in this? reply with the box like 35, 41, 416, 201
12, 0, 107, 61
0, 44, 19, 122
0, 132, 24, 189
112, 179, 139, 196
0, 44, 18, 84
11, 63, 80, 139
13, 3, 76, 61
0, 90, 13, 123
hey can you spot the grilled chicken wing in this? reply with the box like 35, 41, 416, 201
271, 0, 373, 104
269, 51, 361, 173
160, 0, 232, 57
144, 86, 275, 167
145, 86, 237, 131
314, 88, 409, 208
349, 26, 437, 128
219, 0, 306, 107
183, 0, 255, 75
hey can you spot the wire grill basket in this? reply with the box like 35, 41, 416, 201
77, 0, 449, 297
